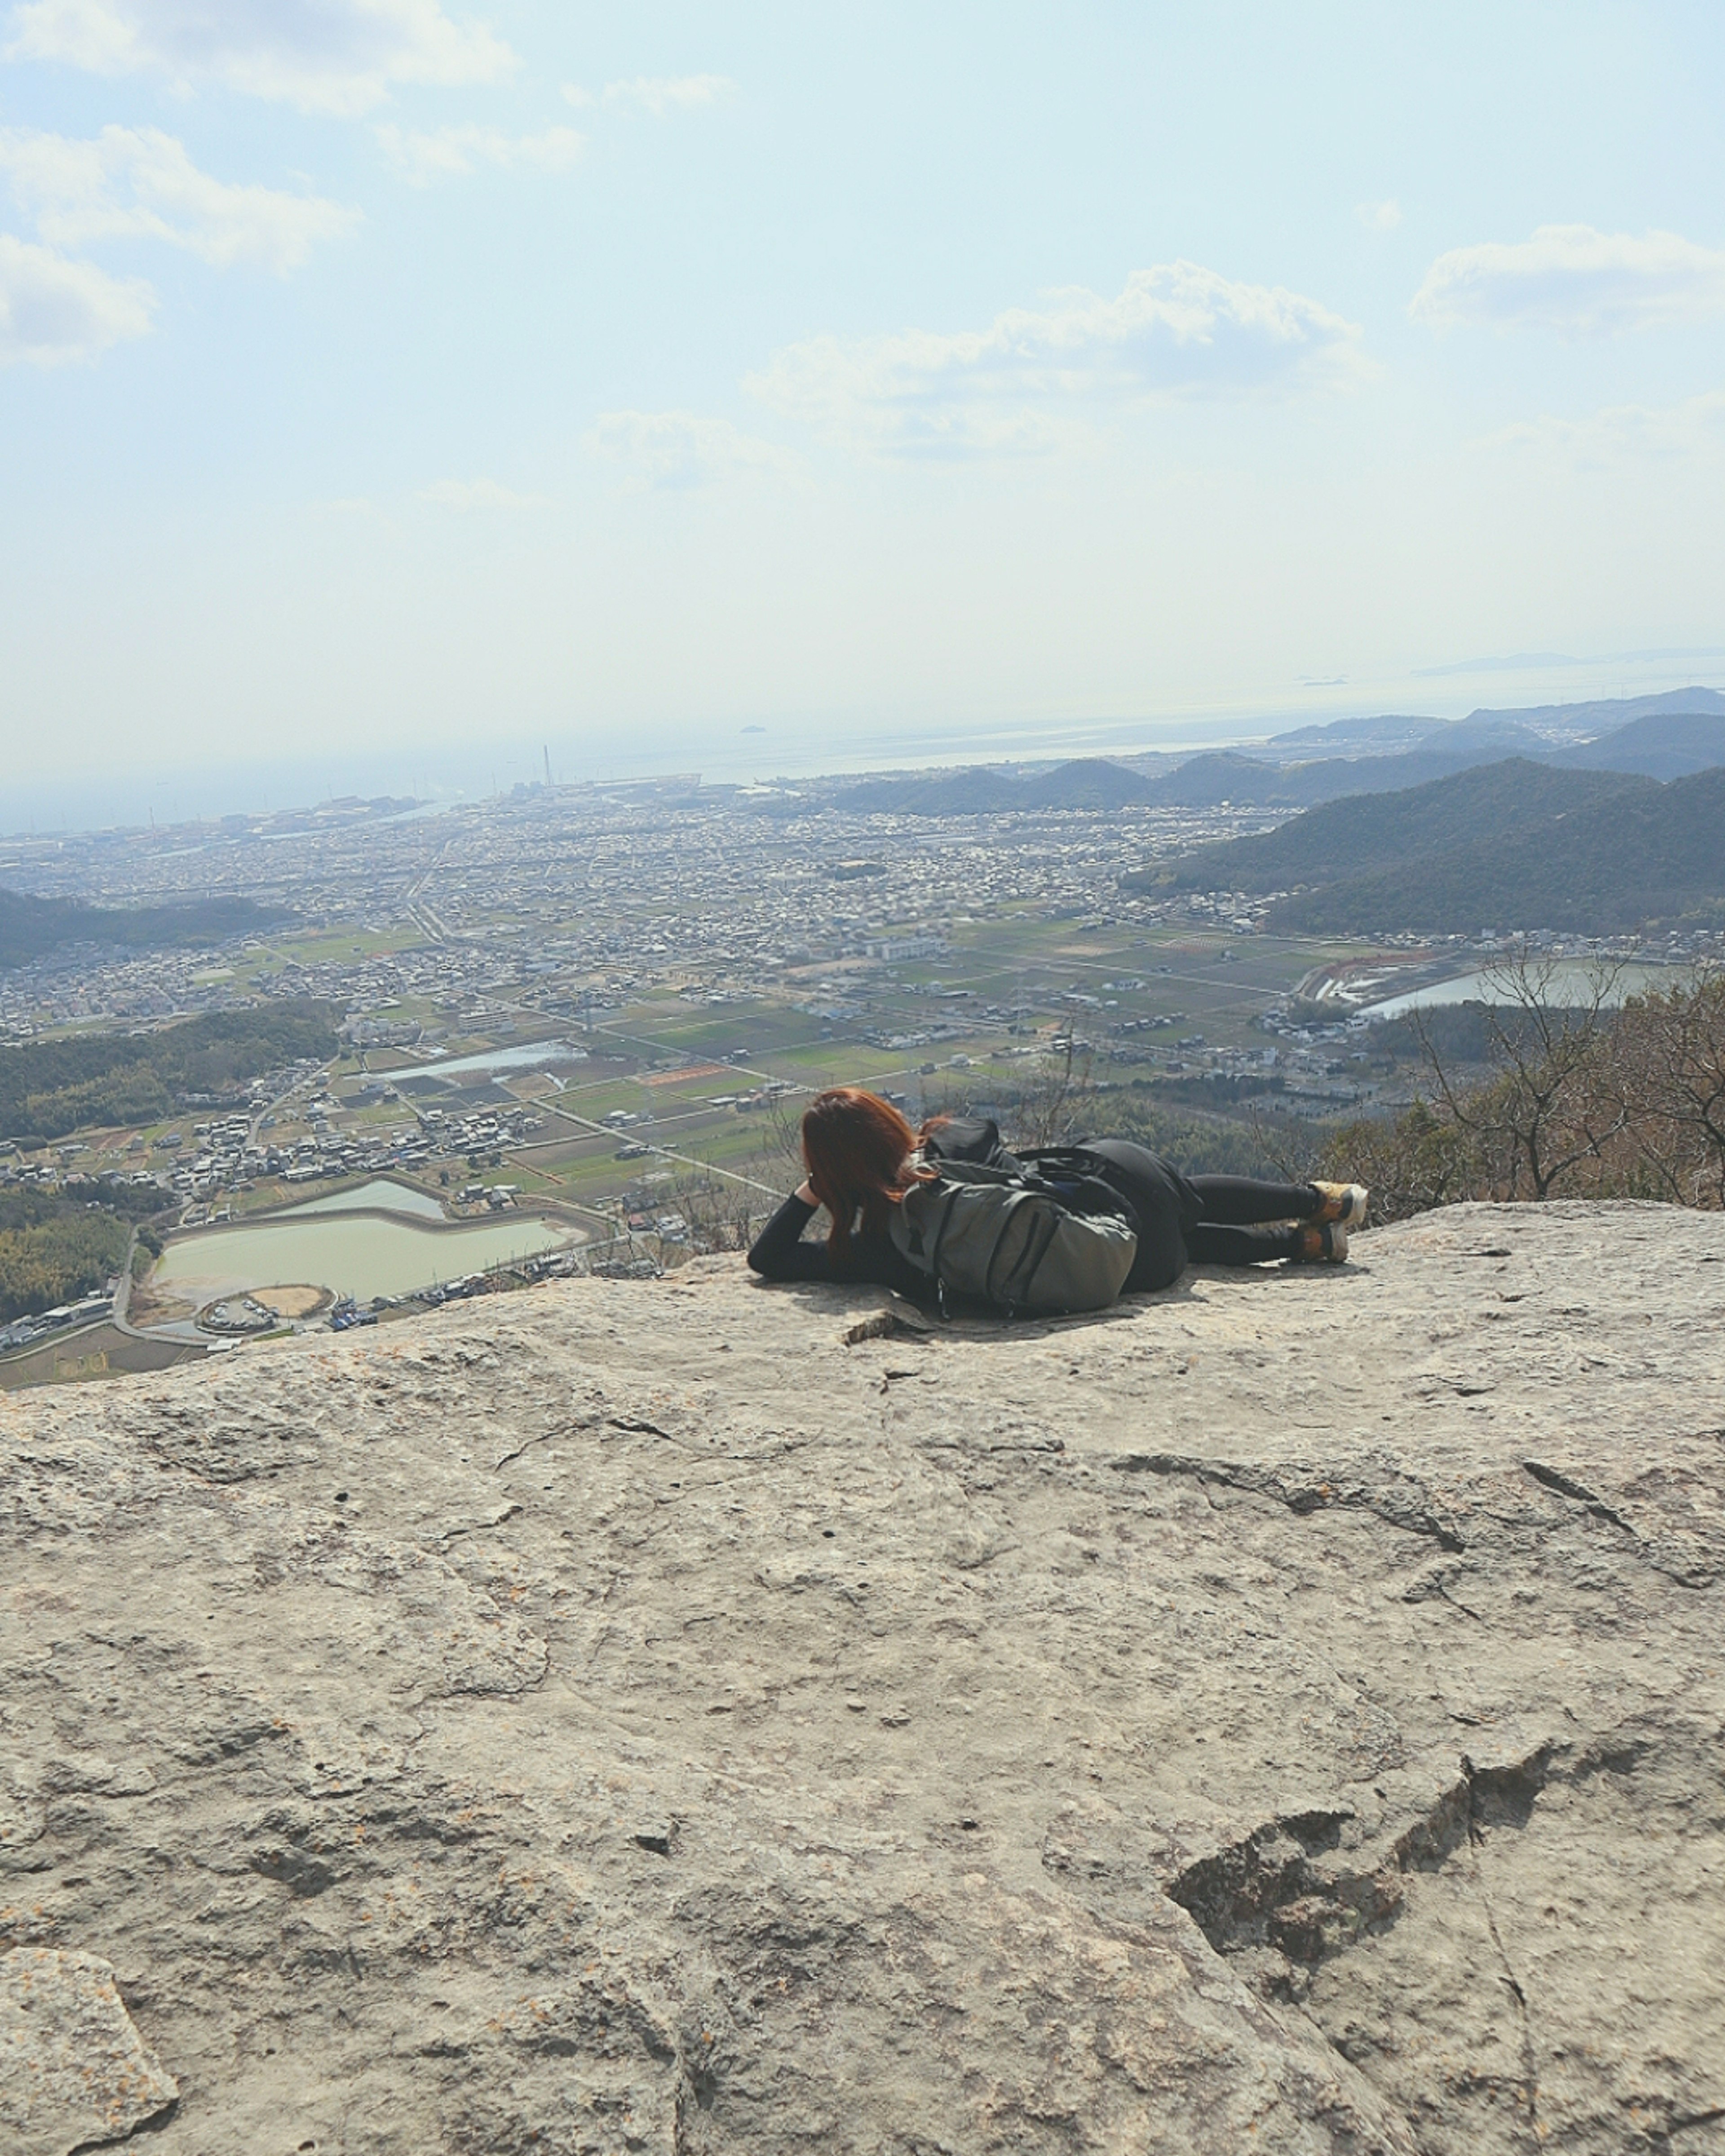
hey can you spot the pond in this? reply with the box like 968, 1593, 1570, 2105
383, 1039, 588, 1083
1361, 960, 1684, 1021
279, 1177, 447, 1220
154, 1210, 576, 1304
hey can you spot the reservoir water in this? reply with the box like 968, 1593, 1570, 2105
384, 1039, 588, 1083
280, 1177, 447, 1220
155, 1209, 575, 1303
1361, 960, 1685, 1021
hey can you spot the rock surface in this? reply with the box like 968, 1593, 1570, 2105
1, 1200, 1721, 2155
1, 1947, 178, 2156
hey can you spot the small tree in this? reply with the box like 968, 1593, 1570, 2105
1004, 1027, 1096, 1149
668, 1164, 774, 1255
1415, 949, 1632, 1201
1308, 1100, 1481, 1224
1612, 972, 1725, 1207
754, 1091, 810, 1185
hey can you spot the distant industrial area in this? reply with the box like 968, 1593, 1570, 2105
2, 685, 1722, 1387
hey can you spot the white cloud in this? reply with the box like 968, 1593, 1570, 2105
5, 0, 516, 115
376, 122, 581, 186
0, 126, 357, 272
418, 477, 550, 508
0, 229, 152, 362
1487, 389, 1725, 464
746, 263, 1367, 458
598, 74, 734, 117
1411, 224, 1725, 335
586, 409, 795, 490
1357, 198, 1401, 231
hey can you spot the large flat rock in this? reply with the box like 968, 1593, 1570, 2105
1, 1201, 1721, 2153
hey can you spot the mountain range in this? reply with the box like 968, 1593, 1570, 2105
1144, 697, 1725, 809
820, 690, 1725, 819
1263, 687, 1724, 759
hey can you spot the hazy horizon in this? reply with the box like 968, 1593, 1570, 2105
3, 3, 1723, 813
6, 662, 1725, 840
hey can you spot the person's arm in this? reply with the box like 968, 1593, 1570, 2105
747, 1184, 840, 1280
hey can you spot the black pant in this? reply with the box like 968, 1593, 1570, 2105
1078, 1139, 1319, 1293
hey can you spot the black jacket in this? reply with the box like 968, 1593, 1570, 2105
746, 1193, 930, 1299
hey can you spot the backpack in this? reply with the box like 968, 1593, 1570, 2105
927, 1128, 1148, 1240
887, 1158, 1139, 1317
926, 1125, 1134, 1214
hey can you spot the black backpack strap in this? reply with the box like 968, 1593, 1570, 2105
922, 1117, 1026, 1174
1018, 1143, 1107, 1178
1018, 1147, 1141, 1234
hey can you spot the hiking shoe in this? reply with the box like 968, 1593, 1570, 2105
1295, 1221, 1349, 1264
1309, 1181, 1369, 1231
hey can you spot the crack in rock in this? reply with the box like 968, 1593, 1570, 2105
1168, 1746, 1556, 1970
1524, 1459, 1637, 1535
1110, 1451, 1467, 1551
1, 1947, 179, 2156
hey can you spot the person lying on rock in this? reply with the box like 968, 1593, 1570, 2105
747, 1087, 1366, 1314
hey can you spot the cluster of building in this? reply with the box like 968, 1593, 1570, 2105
413, 1102, 544, 1161
163, 1095, 548, 1217
0, 782, 1281, 1049
13, 771, 1725, 1274
407, 1242, 587, 1307
0, 1292, 113, 1352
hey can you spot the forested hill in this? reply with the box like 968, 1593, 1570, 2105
1136, 760, 1651, 896
1546, 710, 1725, 781
1265, 764, 1725, 933
830, 767, 1024, 815
0, 1179, 170, 1325
1128, 757, 1725, 934
0, 1003, 339, 1144
0, 889, 287, 970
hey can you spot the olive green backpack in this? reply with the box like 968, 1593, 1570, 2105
887, 1159, 1138, 1316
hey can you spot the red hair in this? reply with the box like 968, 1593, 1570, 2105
801, 1088, 935, 1255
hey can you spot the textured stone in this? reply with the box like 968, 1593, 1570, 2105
0, 1947, 178, 2156
0, 1201, 1721, 2153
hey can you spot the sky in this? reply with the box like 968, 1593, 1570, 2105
2, 1, 1724, 824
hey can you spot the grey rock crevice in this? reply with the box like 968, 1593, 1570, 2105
1109, 1450, 1468, 1552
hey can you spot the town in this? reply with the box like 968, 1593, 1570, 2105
0, 769, 1711, 1382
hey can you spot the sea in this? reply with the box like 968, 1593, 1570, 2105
6, 643, 1724, 838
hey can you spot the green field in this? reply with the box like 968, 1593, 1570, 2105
5, 878, 1394, 1296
